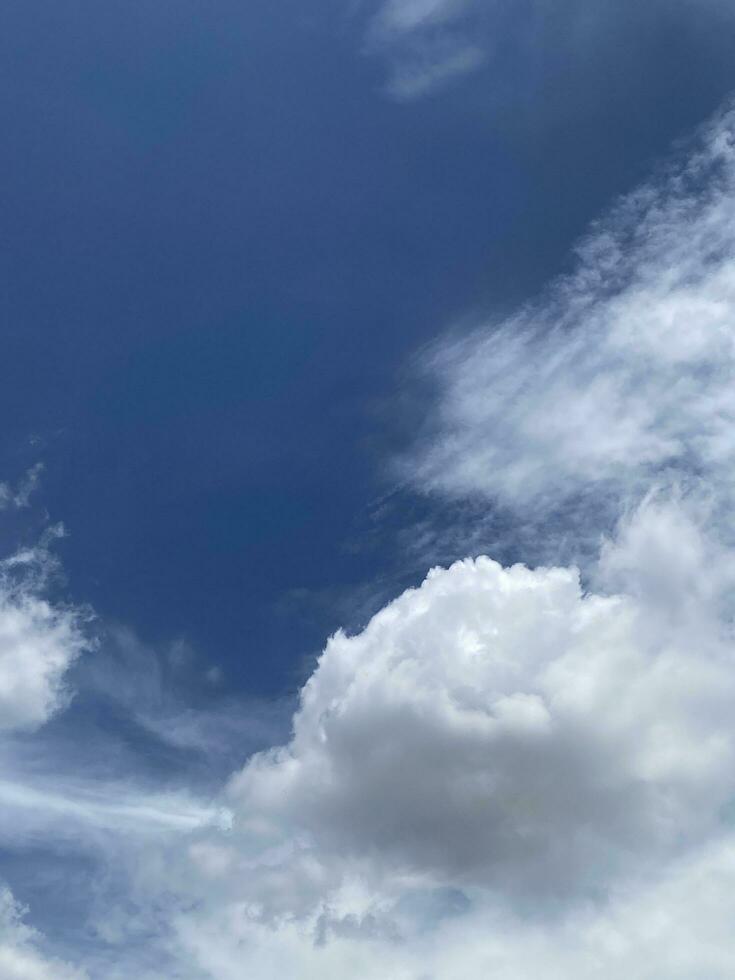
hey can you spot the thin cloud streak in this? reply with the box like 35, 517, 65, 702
0, 777, 231, 837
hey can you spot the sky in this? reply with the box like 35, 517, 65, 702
3, 1, 735, 976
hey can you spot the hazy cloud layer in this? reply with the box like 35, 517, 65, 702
0, 464, 43, 512
361, 0, 734, 99
363, 0, 486, 98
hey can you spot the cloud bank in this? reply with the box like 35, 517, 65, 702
152, 103, 735, 977
175, 836, 735, 979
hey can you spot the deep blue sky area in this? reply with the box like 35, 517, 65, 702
3, 0, 735, 695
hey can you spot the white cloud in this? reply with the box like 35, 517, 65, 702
0, 887, 86, 980
403, 106, 735, 529
144, 495, 735, 978
374, 0, 474, 36
383, 38, 485, 100
364, 0, 485, 99
362, 0, 735, 100
173, 833, 735, 979
0, 464, 44, 512
0, 545, 88, 732
230, 523, 735, 899
0, 777, 231, 840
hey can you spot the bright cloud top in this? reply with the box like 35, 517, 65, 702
232, 501, 735, 903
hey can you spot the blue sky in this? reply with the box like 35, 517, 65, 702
4, 0, 735, 694
4, 2, 735, 976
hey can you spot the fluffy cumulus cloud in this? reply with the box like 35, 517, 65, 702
6, 100, 735, 980
233, 542, 735, 900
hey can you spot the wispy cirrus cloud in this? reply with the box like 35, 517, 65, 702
0, 777, 230, 840
402, 104, 735, 549
0, 463, 44, 512
361, 0, 735, 101
363, 0, 485, 98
